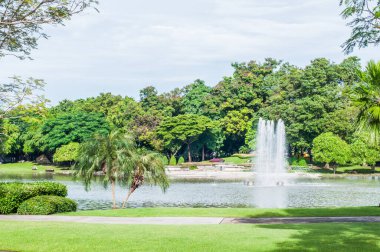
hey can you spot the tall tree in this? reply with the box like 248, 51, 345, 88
340, 0, 380, 53
39, 112, 109, 152
157, 114, 214, 162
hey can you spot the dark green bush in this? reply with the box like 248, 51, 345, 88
17, 196, 77, 215
0, 182, 68, 214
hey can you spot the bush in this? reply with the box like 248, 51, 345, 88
169, 155, 177, 165
0, 182, 68, 214
17, 196, 77, 215
189, 165, 198, 170
162, 156, 169, 165
298, 158, 308, 167
53, 142, 80, 163
177, 156, 185, 165
289, 157, 298, 166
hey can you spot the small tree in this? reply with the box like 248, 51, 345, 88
53, 142, 80, 164
177, 156, 185, 164
162, 156, 169, 165
169, 155, 177, 165
313, 132, 351, 174
351, 135, 380, 172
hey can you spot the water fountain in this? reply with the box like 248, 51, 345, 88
253, 118, 288, 208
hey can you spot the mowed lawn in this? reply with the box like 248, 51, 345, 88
0, 221, 379, 252
60, 206, 380, 218
0, 162, 61, 175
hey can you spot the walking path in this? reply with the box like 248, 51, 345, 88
1, 215, 380, 225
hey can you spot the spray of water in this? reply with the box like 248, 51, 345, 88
253, 118, 288, 208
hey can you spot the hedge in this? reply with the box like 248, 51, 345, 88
17, 196, 77, 215
0, 182, 68, 214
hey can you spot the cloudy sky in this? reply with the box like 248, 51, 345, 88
1, 0, 377, 104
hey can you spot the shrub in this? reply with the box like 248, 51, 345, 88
162, 156, 169, 165
17, 196, 77, 215
0, 182, 68, 214
177, 156, 185, 164
289, 157, 298, 166
298, 158, 308, 167
169, 155, 177, 165
53, 142, 80, 163
189, 165, 198, 170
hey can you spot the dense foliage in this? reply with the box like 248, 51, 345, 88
0, 57, 379, 165
340, 0, 380, 53
0, 182, 67, 214
17, 196, 77, 215
312, 132, 351, 171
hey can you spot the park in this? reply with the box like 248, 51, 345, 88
1, 0, 380, 251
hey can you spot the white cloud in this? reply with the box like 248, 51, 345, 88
0, 0, 377, 104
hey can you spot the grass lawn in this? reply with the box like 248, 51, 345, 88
0, 221, 379, 252
0, 162, 63, 175
60, 206, 380, 218
222, 156, 251, 164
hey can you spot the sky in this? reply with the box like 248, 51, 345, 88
1, 0, 378, 104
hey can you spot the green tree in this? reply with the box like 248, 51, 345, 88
181, 79, 211, 115
40, 112, 109, 152
157, 114, 214, 162
350, 133, 380, 170
74, 131, 136, 209
352, 60, 380, 141
53, 142, 80, 164
0, 0, 98, 59
340, 0, 380, 53
121, 149, 169, 208
313, 132, 351, 173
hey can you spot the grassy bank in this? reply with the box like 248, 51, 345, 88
60, 206, 380, 218
0, 221, 379, 252
0, 162, 64, 175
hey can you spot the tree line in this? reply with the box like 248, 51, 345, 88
1, 56, 378, 166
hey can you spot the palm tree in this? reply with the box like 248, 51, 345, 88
121, 150, 169, 208
352, 60, 380, 142
74, 130, 135, 209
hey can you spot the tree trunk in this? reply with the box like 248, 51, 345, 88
308, 149, 313, 163
333, 166, 336, 175
202, 145, 205, 161
122, 188, 134, 208
371, 165, 376, 173
188, 143, 192, 162
111, 180, 117, 209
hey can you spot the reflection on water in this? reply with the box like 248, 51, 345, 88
1, 173, 380, 210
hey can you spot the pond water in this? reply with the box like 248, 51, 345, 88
1, 174, 380, 210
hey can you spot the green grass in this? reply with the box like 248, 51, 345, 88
0, 221, 379, 251
60, 206, 380, 218
0, 162, 63, 175
222, 156, 251, 164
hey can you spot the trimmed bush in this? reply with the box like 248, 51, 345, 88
17, 196, 77, 215
169, 155, 177, 165
177, 156, 185, 165
162, 156, 169, 165
0, 182, 68, 214
298, 158, 308, 167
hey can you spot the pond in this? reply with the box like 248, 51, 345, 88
1, 173, 380, 210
